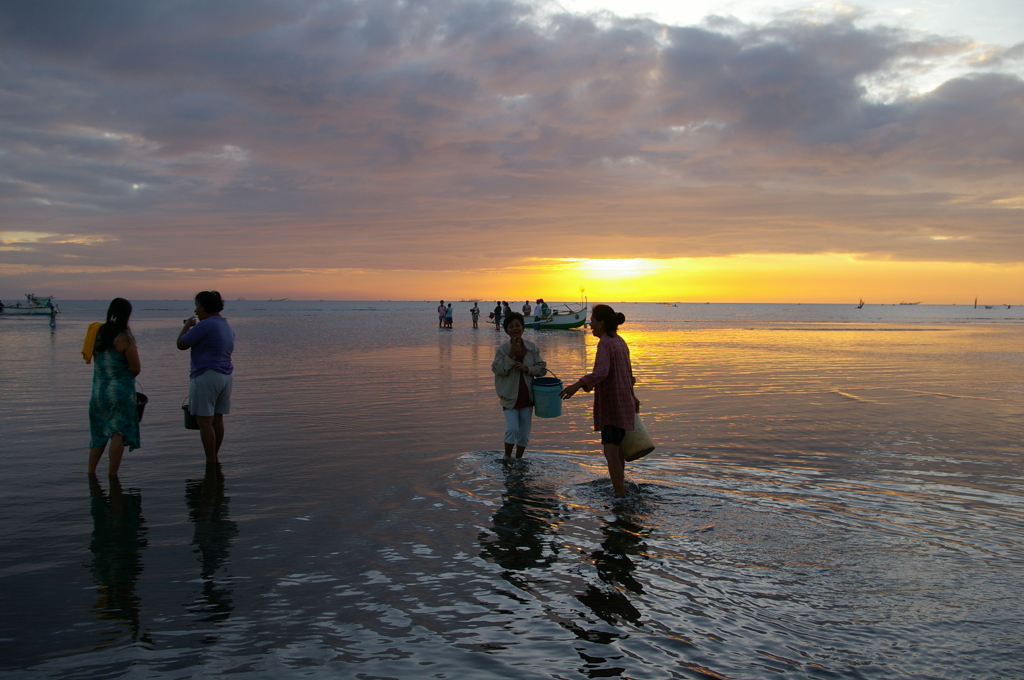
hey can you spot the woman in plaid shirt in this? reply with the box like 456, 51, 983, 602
560, 304, 640, 498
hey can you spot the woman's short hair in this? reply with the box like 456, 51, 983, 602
195, 290, 224, 314
591, 304, 626, 334
503, 311, 525, 330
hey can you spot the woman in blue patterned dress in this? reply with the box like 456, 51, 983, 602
88, 298, 141, 475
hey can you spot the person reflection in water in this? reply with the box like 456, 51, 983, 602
88, 474, 148, 645
185, 463, 238, 624
479, 462, 561, 573
578, 508, 647, 628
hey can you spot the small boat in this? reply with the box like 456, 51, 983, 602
857, 298, 864, 309
1, 294, 60, 316
898, 301, 922, 305
524, 299, 588, 330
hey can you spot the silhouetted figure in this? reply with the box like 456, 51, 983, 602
177, 291, 234, 464
560, 304, 640, 498
87, 298, 142, 476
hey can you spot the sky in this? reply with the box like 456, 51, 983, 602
1, 0, 1023, 303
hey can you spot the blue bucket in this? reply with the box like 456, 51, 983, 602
533, 376, 563, 418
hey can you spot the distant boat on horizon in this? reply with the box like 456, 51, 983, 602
898, 301, 922, 305
268, 298, 289, 301
857, 298, 864, 309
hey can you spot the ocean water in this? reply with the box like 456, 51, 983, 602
1, 300, 1022, 678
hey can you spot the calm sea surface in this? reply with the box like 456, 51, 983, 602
1, 301, 1022, 678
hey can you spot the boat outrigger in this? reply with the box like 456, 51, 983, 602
523, 298, 588, 330
1, 294, 60, 316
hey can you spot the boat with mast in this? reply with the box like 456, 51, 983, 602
523, 293, 588, 330
1, 294, 60, 316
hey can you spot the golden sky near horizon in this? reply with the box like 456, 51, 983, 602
1, 0, 1023, 302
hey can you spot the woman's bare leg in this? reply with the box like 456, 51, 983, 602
603, 443, 626, 497
106, 432, 125, 475
88, 443, 107, 474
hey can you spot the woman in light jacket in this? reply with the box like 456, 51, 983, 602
491, 312, 547, 459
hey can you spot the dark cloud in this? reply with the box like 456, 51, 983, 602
1, 0, 1022, 281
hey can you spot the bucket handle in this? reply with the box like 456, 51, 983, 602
544, 369, 560, 381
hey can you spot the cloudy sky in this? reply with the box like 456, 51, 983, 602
1, 0, 1022, 302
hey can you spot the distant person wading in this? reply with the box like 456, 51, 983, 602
177, 291, 235, 464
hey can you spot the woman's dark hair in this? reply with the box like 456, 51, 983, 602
591, 304, 626, 335
195, 290, 224, 314
95, 298, 132, 353
503, 311, 525, 330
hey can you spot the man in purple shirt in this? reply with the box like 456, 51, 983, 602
177, 291, 235, 463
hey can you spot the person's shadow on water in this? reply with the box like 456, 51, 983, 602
564, 504, 653, 678
185, 463, 238, 627
87, 473, 148, 647
479, 459, 562, 576
577, 506, 651, 627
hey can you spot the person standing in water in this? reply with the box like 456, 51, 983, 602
177, 291, 235, 464
87, 298, 141, 476
560, 304, 639, 498
492, 312, 547, 459
470, 302, 480, 328
445, 302, 454, 328
493, 302, 502, 329
437, 300, 446, 328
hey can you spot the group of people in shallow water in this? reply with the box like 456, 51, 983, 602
87, 295, 638, 498
493, 303, 639, 498
86, 291, 235, 476
438, 299, 553, 330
